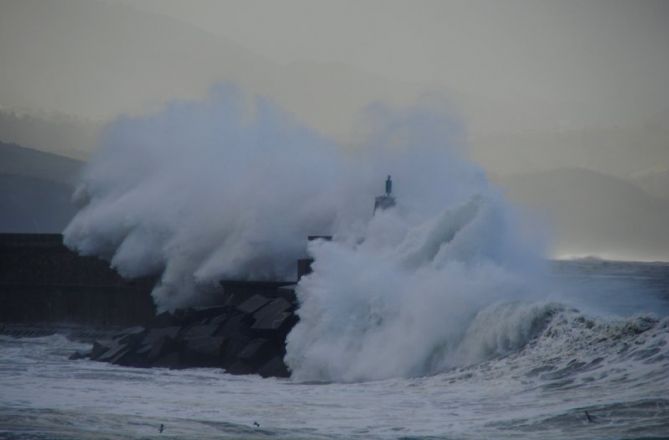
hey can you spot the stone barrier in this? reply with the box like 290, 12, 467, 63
73, 291, 299, 378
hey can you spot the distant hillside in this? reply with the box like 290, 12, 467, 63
0, 174, 78, 232
632, 169, 669, 202
0, 141, 83, 186
498, 167, 669, 261
0, 109, 100, 160
0, 0, 421, 139
0, 142, 83, 232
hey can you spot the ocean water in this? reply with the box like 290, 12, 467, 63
1, 260, 668, 440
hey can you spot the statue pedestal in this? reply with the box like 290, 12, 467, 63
374, 195, 396, 213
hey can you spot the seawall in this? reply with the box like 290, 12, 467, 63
0, 233, 156, 326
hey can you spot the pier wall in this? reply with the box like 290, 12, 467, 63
0, 234, 155, 326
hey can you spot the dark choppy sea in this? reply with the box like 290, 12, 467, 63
1, 260, 668, 440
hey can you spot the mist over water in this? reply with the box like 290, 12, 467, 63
65, 84, 571, 381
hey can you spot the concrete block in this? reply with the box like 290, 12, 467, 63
181, 322, 219, 340
258, 356, 289, 378
237, 295, 271, 315
183, 335, 225, 359
251, 298, 293, 331
238, 338, 272, 362
97, 341, 129, 362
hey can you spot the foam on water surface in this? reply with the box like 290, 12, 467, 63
1, 285, 668, 440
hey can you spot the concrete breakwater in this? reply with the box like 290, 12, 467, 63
0, 233, 155, 326
1, 233, 301, 377
74, 289, 298, 377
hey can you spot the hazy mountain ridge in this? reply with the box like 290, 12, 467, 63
0, 142, 83, 232
0, 173, 77, 233
0, 141, 83, 186
471, 123, 669, 178
0, 0, 422, 142
498, 167, 669, 261
0, 109, 100, 160
632, 169, 669, 202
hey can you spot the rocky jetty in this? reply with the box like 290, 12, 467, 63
72, 292, 298, 378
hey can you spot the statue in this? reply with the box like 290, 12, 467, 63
375, 175, 396, 213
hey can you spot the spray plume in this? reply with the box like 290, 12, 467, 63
65, 85, 547, 380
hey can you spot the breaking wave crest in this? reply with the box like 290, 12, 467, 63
525, 310, 668, 375
286, 194, 547, 382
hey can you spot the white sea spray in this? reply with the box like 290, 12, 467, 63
65, 84, 551, 381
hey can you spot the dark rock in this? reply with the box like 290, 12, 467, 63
215, 313, 252, 338
113, 326, 145, 339
258, 356, 290, 378
225, 360, 253, 375
97, 341, 130, 363
221, 332, 253, 360
181, 322, 219, 340
135, 342, 153, 355
115, 326, 146, 345
151, 311, 178, 328
153, 351, 181, 369
297, 258, 313, 279
108, 348, 134, 364
144, 326, 181, 342
238, 338, 273, 363
221, 291, 249, 307
77, 288, 298, 378
147, 335, 178, 362
180, 321, 226, 366
134, 326, 181, 364
171, 309, 185, 321
88, 327, 147, 365
89, 340, 111, 360
251, 297, 294, 331
187, 305, 231, 321
277, 286, 298, 304
182, 335, 225, 365
209, 313, 231, 329
254, 311, 295, 333
237, 295, 272, 315
69, 351, 88, 360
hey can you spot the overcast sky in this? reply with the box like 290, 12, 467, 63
124, 0, 669, 177
2, 0, 667, 175
125, 0, 669, 128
